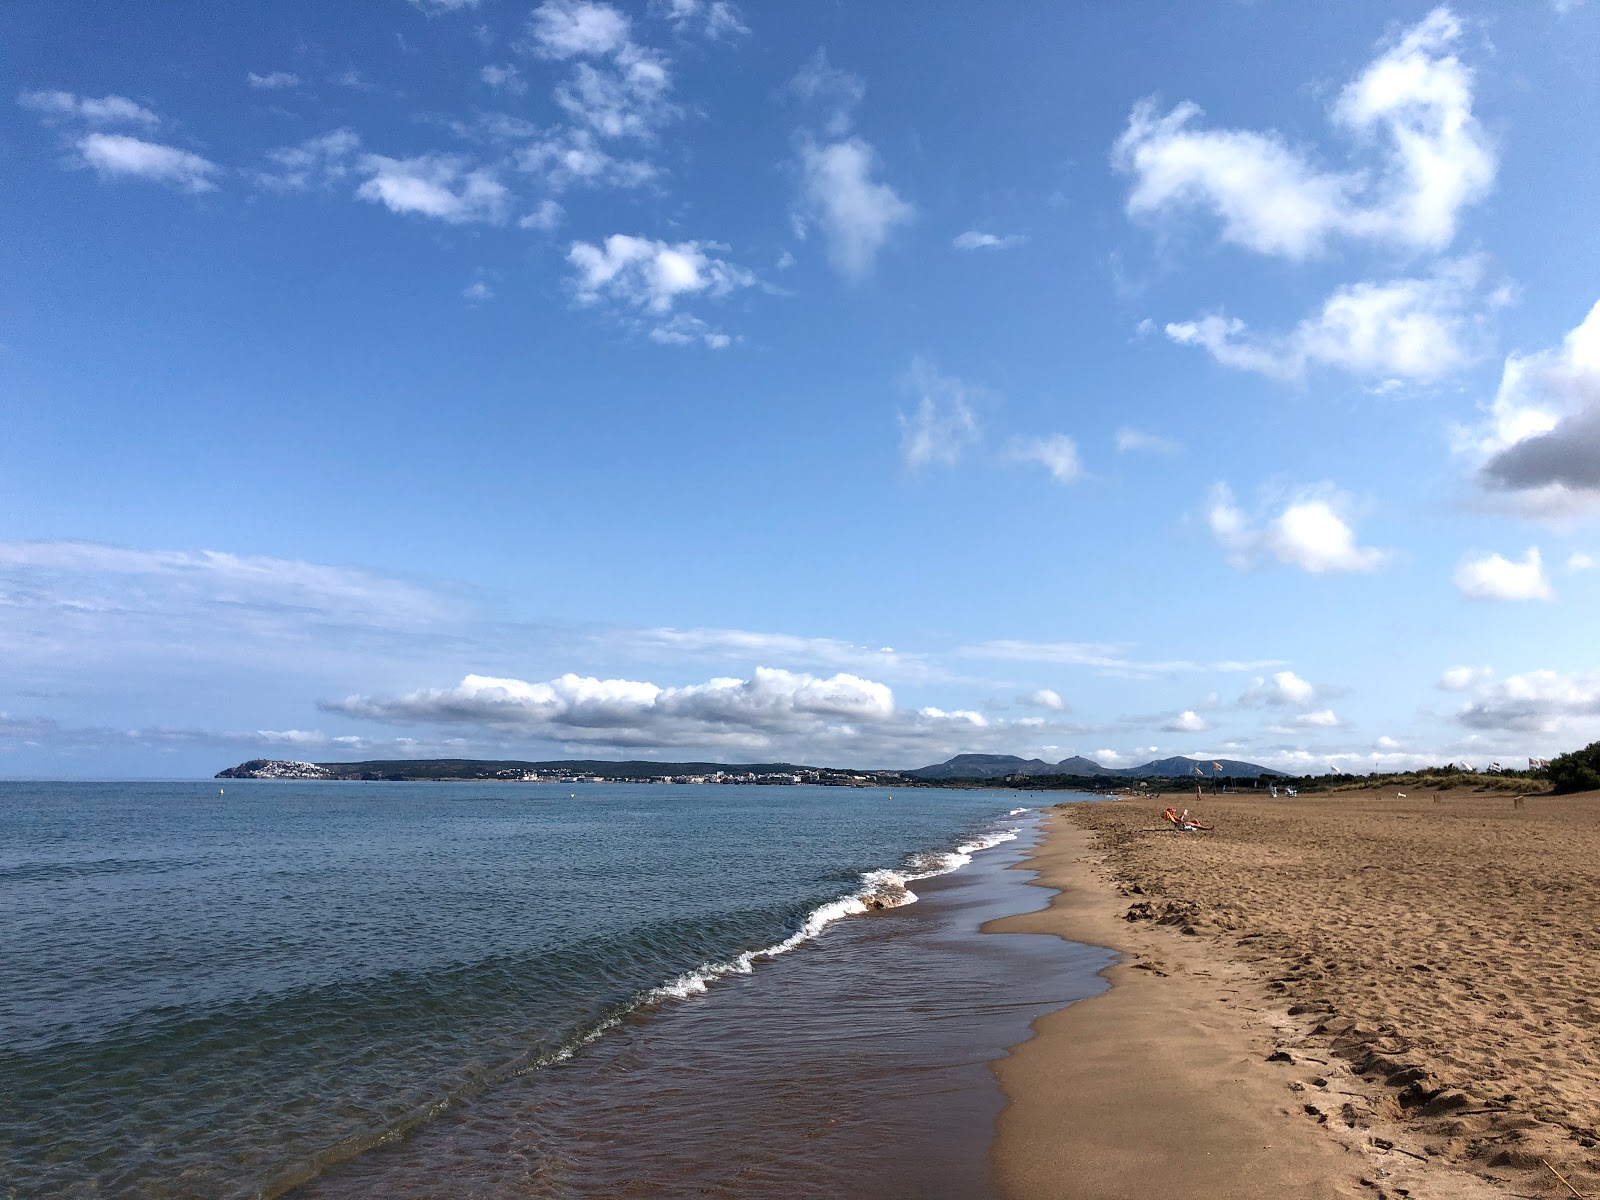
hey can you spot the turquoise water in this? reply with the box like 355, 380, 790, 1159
0, 780, 1049, 1197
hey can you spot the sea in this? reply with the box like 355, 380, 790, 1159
0, 780, 1111, 1199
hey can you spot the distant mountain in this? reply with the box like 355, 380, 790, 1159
908, 753, 1281, 780
901, 753, 1059, 780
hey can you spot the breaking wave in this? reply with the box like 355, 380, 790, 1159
643, 824, 1022, 1005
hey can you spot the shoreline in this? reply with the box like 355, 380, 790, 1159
985, 800, 1542, 1200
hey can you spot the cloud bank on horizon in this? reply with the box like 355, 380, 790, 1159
4, 2, 1599, 776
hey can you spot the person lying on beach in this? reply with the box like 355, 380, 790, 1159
1162, 807, 1213, 832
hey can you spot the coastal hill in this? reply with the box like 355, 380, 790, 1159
905, 753, 1281, 780
215, 758, 853, 782
217, 753, 1281, 783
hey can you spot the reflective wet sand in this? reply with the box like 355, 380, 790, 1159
301, 824, 1111, 1199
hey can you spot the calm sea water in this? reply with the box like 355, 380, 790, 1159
0, 780, 1102, 1198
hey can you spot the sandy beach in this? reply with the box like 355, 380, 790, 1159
990, 790, 1600, 1200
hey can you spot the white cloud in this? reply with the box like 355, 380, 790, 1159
480, 64, 528, 95
1297, 709, 1341, 728
1242, 670, 1318, 708
567, 234, 755, 316
953, 230, 1028, 251
663, 0, 748, 39
463, 280, 494, 303
514, 129, 655, 190
1569, 552, 1597, 572
961, 640, 1280, 678
1464, 300, 1600, 512
1164, 710, 1210, 732
795, 137, 913, 280
1009, 434, 1083, 484
788, 49, 865, 137
1114, 7, 1494, 260
1453, 547, 1553, 601
76, 133, 221, 193
1115, 427, 1182, 455
518, 199, 566, 231
1166, 259, 1487, 382
0, 540, 452, 636
320, 664, 1097, 764
247, 71, 301, 90
898, 359, 981, 470
256, 129, 361, 191
410, 0, 483, 11
1021, 689, 1066, 711
555, 45, 676, 139
325, 666, 952, 757
1453, 670, 1600, 733
1208, 482, 1387, 574
1439, 665, 1493, 691
648, 313, 732, 350
522, 0, 630, 58
19, 89, 159, 127
356, 153, 510, 223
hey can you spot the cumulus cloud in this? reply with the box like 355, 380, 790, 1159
19, 89, 159, 127
356, 153, 510, 223
247, 71, 300, 90
555, 44, 677, 139
795, 136, 913, 280
1452, 670, 1600, 734
410, 0, 483, 11
1569, 552, 1597, 572
1241, 670, 1319, 708
898, 358, 982, 470
1009, 434, 1083, 484
1166, 258, 1489, 382
1163, 710, 1211, 732
1115, 427, 1182, 455
1021, 688, 1066, 711
1439, 665, 1492, 691
522, 0, 631, 58
1461, 300, 1600, 513
519, 199, 566, 231
1207, 483, 1387, 574
1114, 7, 1494, 260
1453, 547, 1554, 601
463, 279, 494, 303
322, 666, 1061, 761
567, 233, 753, 318
953, 230, 1027, 251
76, 133, 221, 193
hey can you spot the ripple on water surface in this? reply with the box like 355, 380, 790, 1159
0, 781, 1106, 1198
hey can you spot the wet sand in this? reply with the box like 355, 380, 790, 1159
990, 790, 1600, 1200
297, 823, 1109, 1199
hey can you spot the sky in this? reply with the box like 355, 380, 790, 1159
4, 1, 1600, 778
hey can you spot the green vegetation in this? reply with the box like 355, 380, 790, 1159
1547, 741, 1600, 795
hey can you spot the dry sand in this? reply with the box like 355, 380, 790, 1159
989, 790, 1600, 1200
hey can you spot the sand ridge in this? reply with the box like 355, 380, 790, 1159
993, 791, 1600, 1199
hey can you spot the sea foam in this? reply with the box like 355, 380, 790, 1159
643, 823, 1023, 1006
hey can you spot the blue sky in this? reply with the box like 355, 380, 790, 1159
4, 1, 1600, 777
